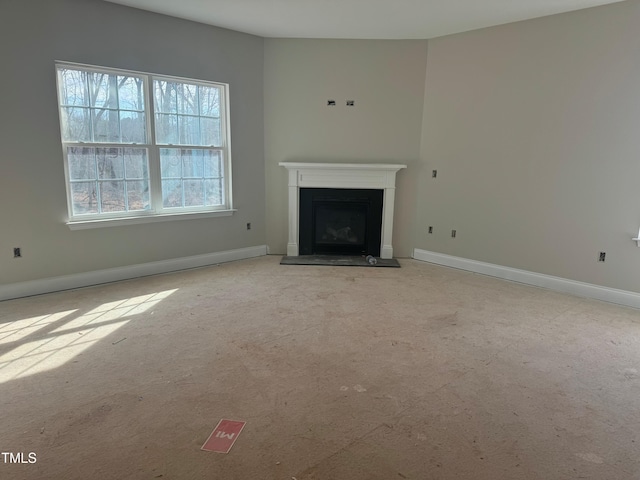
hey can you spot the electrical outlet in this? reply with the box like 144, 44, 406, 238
346, 100, 355, 106
428, 226, 433, 234
451, 230, 457, 238
432, 170, 437, 178
246, 223, 251, 230
327, 100, 336, 106
599, 252, 606, 262
13, 247, 21, 258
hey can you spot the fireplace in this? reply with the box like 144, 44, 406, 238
299, 188, 383, 256
279, 162, 406, 259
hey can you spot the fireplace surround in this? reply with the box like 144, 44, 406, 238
279, 162, 406, 259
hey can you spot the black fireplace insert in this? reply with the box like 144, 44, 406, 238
299, 188, 383, 256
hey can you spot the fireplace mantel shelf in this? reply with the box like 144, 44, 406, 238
279, 162, 406, 170
279, 162, 406, 259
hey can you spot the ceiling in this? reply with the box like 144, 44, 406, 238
102, 0, 627, 39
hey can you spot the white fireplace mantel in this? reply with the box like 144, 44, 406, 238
279, 162, 407, 259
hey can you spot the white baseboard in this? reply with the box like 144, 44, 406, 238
1, 245, 268, 301
412, 248, 640, 309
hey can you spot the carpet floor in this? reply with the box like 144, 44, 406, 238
1, 256, 639, 479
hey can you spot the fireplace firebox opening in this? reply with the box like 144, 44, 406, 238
299, 188, 383, 256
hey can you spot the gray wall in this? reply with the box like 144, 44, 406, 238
264, 39, 428, 258
416, 0, 640, 292
0, 0, 265, 284
3, 0, 639, 295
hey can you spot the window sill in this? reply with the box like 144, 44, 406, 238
67, 209, 236, 230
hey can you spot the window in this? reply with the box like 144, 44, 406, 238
55, 63, 232, 226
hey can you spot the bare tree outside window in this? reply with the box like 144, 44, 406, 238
58, 67, 149, 215
153, 78, 224, 209
56, 63, 231, 221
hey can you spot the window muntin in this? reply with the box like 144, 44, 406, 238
153, 80, 222, 147
57, 68, 147, 144
160, 149, 224, 208
56, 63, 231, 222
68, 147, 150, 215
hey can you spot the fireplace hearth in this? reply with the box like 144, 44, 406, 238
299, 188, 383, 256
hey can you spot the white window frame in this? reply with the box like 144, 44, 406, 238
55, 62, 234, 230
